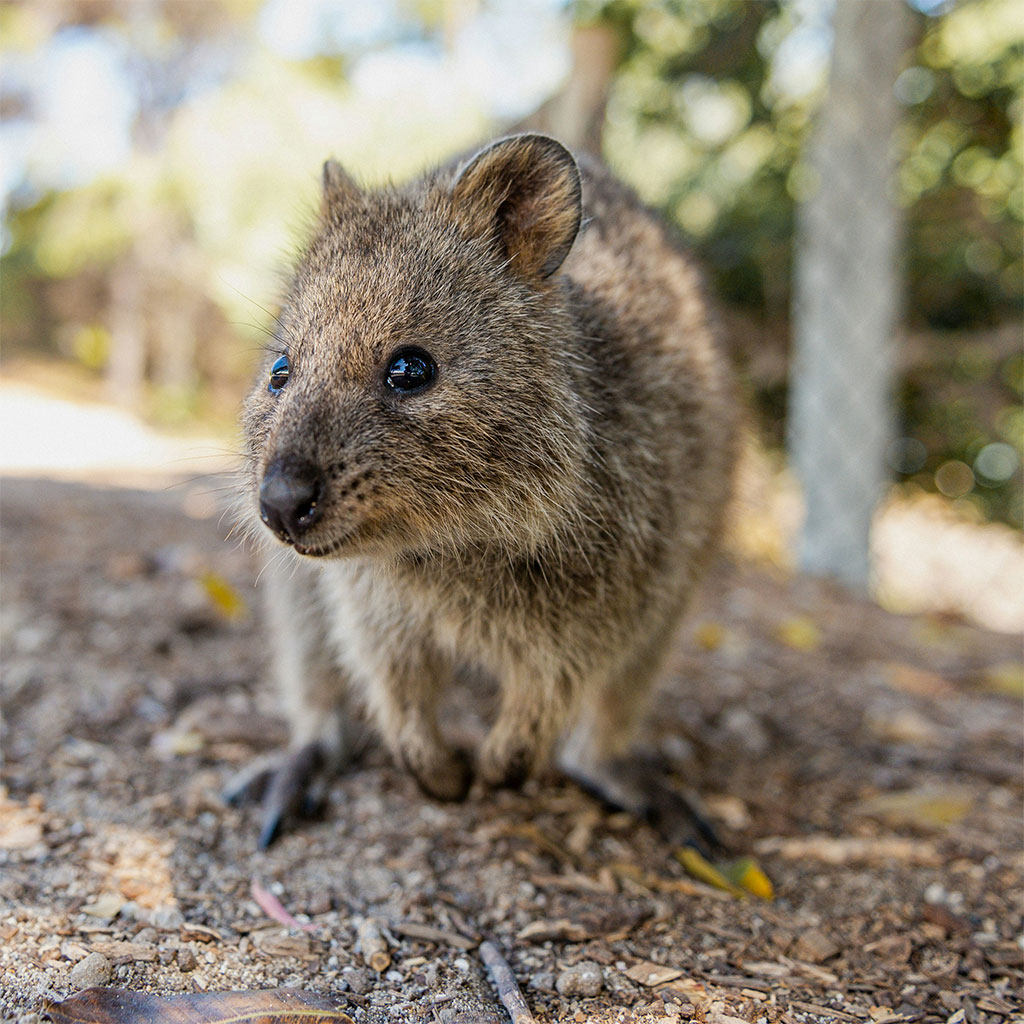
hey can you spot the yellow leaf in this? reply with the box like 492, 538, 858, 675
694, 622, 725, 651
199, 571, 247, 620
856, 786, 973, 829
982, 663, 1024, 698
724, 857, 774, 900
776, 616, 821, 651
674, 847, 745, 898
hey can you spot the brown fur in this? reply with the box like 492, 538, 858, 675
240, 134, 738, 805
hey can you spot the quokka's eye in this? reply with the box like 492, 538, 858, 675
385, 348, 436, 393
268, 354, 290, 394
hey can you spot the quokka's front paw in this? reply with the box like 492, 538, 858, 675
402, 744, 473, 802
477, 737, 536, 791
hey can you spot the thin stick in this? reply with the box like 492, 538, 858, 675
479, 940, 535, 1024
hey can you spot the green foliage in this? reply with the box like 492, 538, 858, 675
582, 0, 1021, 525
901, 0, 1023, 328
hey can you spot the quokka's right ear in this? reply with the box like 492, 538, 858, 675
321, 158, 361, 216
450, 134, 582, 281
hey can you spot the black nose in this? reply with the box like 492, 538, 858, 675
259, 458, 324, 543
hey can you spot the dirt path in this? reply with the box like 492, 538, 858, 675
1, 473, 1021, 1023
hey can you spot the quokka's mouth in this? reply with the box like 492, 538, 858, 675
291, 534, 350, 558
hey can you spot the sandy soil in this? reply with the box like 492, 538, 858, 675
1, 466, 1021, 1024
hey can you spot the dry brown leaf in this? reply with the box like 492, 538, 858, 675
87, 940, 158, 963
516, 918, 593, 943
755, 833, 942, 866
253, 931, 320, 960
881, 663, 956, 698
45, 987, 353, 1023
80, 894, 125, 919
623, 960, 684, 986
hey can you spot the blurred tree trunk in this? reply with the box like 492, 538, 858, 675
788, 0, 911, 591
519, 21, 620, 155
106, 253, 146, 409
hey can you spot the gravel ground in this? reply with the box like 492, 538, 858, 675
1, 474, 1021, 1023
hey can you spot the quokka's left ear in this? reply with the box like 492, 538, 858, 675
449, 134, 582, 281
320, 157, 362, 218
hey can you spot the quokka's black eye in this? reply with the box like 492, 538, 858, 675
268, 354, 290, 394
385, 348, 436, 393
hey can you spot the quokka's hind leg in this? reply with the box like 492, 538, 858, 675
557, 626, 723, 855
223, 556, 363, 848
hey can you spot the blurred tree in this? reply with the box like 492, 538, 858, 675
569, 0, 1021, 527
0, 0, 1019, 521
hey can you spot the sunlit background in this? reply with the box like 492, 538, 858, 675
1, 0, 1021, 628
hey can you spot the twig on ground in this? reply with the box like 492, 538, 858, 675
479, 940, 535, 1024
392, 920, 477, 950
250, 878, 318, 933
356, 916, 391, 972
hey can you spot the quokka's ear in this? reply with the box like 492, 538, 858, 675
450, 134, 582, 280
321, 157, 361, 216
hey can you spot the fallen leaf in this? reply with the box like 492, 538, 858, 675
864, 706, 940, 745
624, 960, 684, 986
675, 847, 748, 898
881, 663, 956, 698
516, 918, 593, 943
0, 791, 47, 849
252, 930, 320, 960
755, 833, 942, 866
80, 894, 125, 919
45, 987, 353, 1023
855, 786, 973, 829
775, 616, 821, 652
693, 622, 725, 651
199, 571, 247, 620
723, 857, 774, 900
251, 878, 318, 933
87, 940, 158, 963
792, 928, 839, 964
982, 662, 1024, 698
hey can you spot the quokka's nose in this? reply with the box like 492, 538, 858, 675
259, 458, 324, 543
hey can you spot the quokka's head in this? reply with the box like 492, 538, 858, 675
242, 134, 591, 560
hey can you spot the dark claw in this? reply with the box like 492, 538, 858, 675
222, 741, 338, 849
562, 757, 725, 859
256, 742, 326, 849
638, 779, 725, 856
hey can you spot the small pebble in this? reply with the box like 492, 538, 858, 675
342, 966, 375, 994
69, 951, 112, 989
151, 905, 184, 931
555, 960, 603, 997
176, 946, 197, 972
529, 970, 556, 992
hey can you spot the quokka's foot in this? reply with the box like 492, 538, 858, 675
223, 741, 341, 849
403, 745, 473, 803
477, 742, 534, 791
561, 756, 724, 858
